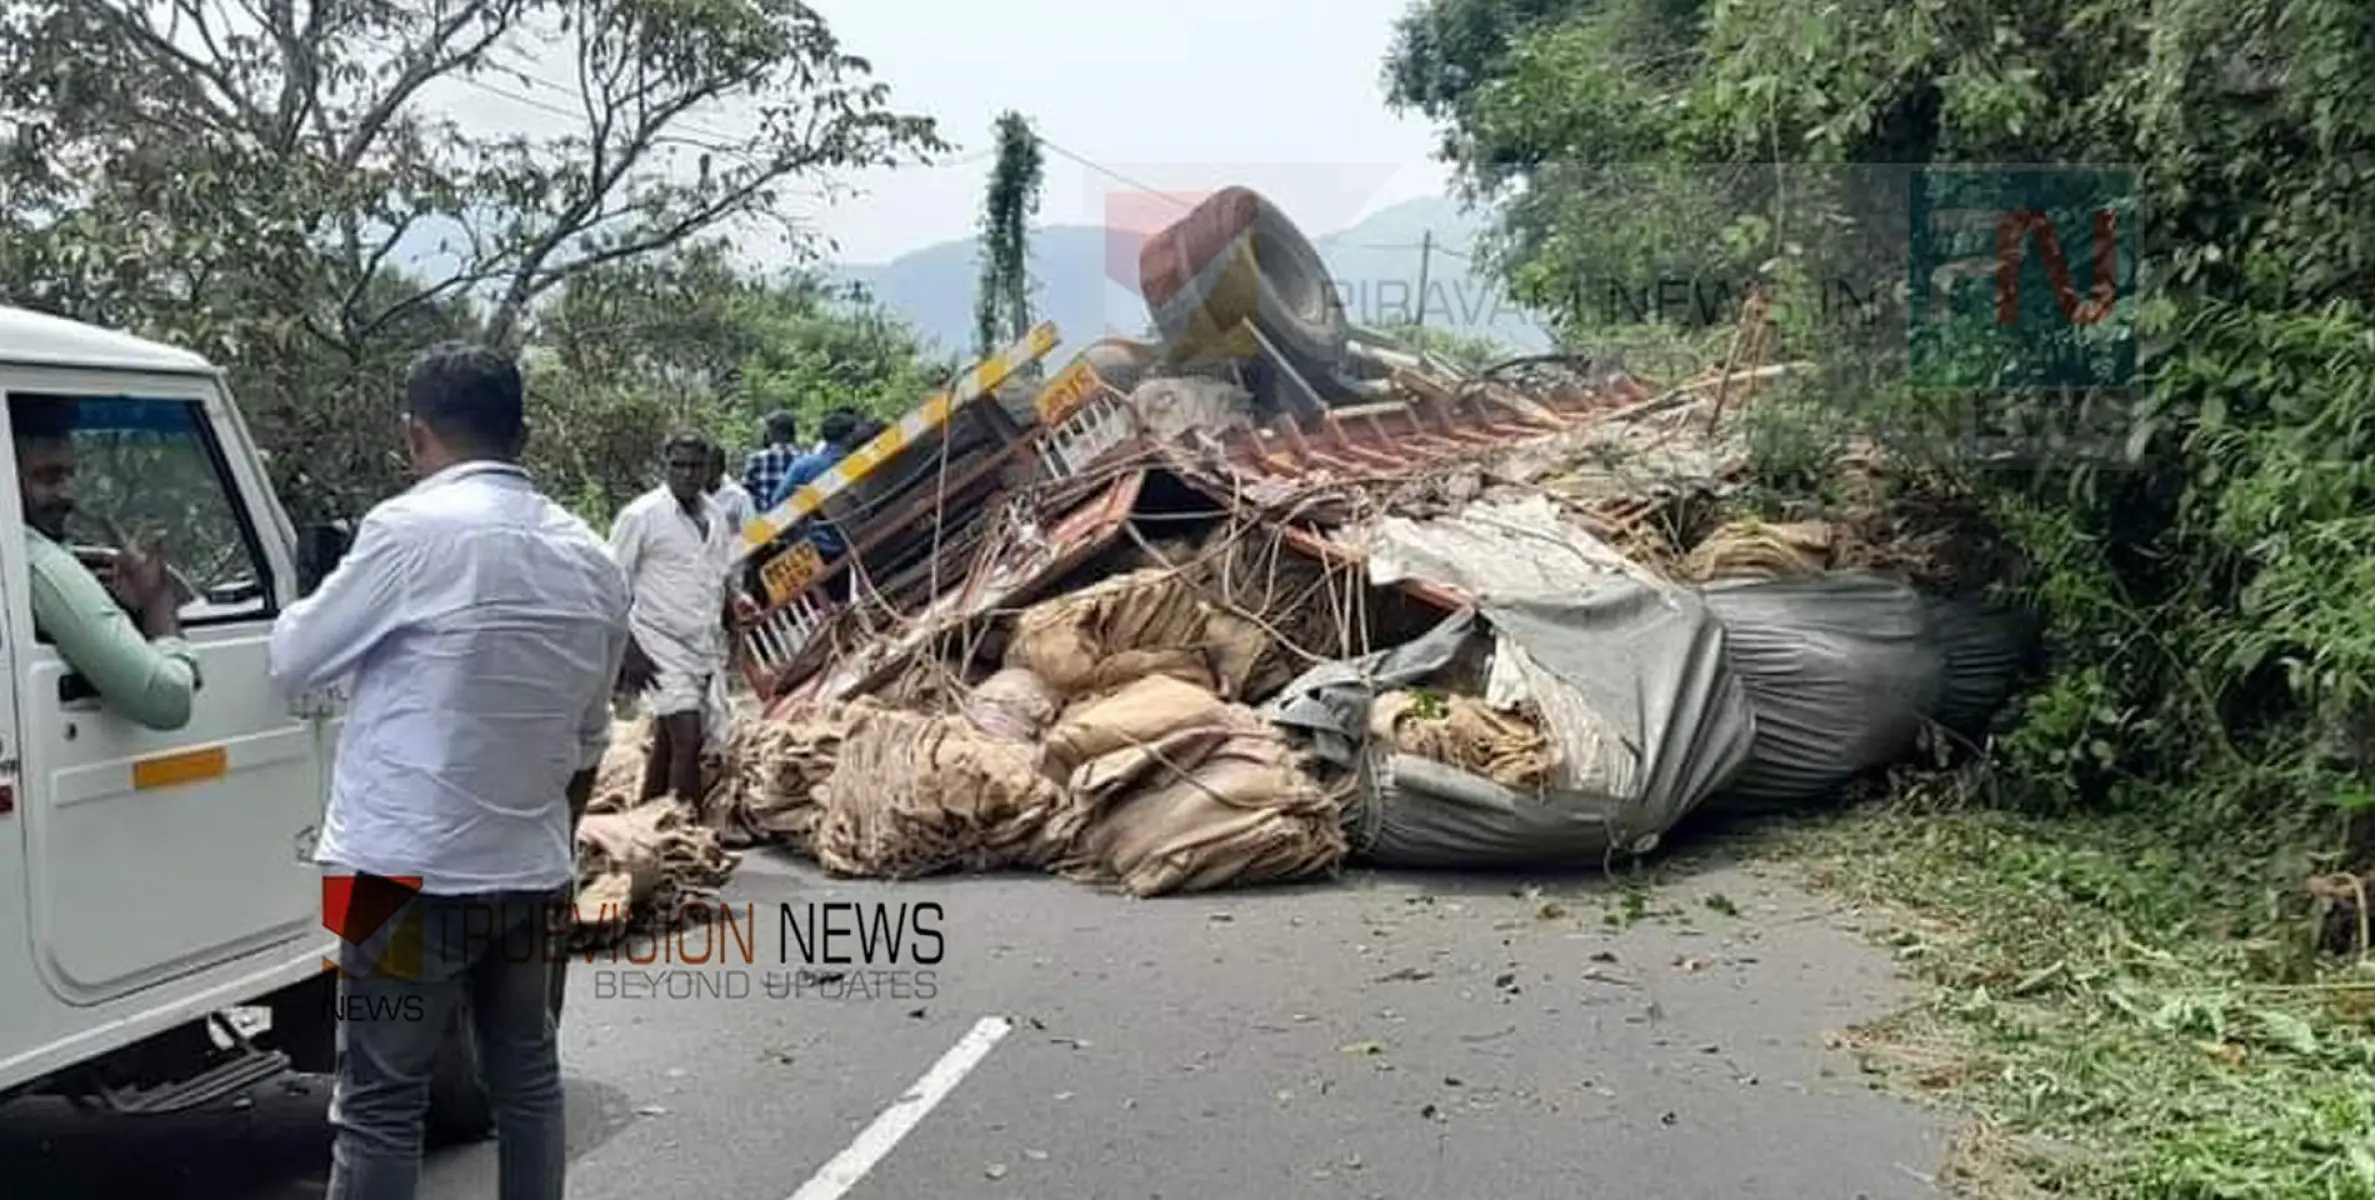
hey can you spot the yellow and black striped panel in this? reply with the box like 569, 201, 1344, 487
736, 321, 1061, 561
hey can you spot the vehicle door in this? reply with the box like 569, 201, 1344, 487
3, 375, 321, 1006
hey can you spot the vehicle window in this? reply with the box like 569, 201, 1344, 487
20, 394, 275, 626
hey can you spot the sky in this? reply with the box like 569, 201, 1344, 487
420, 0, 1457, 268
800, 0, 1455, 264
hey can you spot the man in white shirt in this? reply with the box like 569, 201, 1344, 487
268, 342, 630, 1200
707, 442, 756, 534
610, 433, 739, 802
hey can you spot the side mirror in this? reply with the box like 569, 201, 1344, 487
295, 520, 354, 597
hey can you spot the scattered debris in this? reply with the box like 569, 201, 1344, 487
560, 185, 2035, 933
814, 704, 1084, 879
1371, 690, 1553, 791
569, 772, 739, 947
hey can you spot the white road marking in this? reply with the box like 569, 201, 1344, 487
784, 1015, 1015, 1200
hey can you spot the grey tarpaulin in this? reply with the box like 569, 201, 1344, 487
1264, 607, 1480, 769
1921, 596, 2042, 739
1347, 755, 1617, 869
1264, 580, 1757, 867
1699, 572, 2035, 805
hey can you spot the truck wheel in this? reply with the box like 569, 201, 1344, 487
1139, 187, 1351, 381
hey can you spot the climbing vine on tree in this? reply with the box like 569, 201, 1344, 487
973, 111, 1046, 358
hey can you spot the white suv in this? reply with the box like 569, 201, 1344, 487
0, 305, 496, 1141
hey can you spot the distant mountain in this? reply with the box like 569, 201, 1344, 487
835, 195, 1552, 361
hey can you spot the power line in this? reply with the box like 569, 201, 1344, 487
457, 71, 1011, 171
465, 73, 1237, 214
1016, 140, 1490, 261
1027, 133, 1197, 211
475, 66, 1002, 167
454, 73, 749, 150
451, 73, 1001, 174
468, 64, 748, 145
931, 147, 1000, 169
1334, 240, 1474, 257
457, 78, 1453, 262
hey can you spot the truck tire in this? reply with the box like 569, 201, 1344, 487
1139, 187, 1349, 380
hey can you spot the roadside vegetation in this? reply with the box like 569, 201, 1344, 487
1774, 788, 2375, 1198
0, 0, 956, 528
1385, 0, 2375, 1193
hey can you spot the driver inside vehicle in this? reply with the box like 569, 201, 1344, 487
10, 395, 200, 731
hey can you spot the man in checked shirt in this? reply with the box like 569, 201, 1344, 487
737, 410, 800, 509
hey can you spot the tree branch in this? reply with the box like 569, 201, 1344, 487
70, 0, 255, 132
481, 14, 762, 344
352, 265, 509, 344
534, 172, 787, 288
336, 0, 518, 170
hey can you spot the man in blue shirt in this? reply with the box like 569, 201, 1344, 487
768, 411, 861, 554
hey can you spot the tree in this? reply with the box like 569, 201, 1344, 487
0, 0, 944, 517
1383, 0, 2375, 826
1385, 0, 1730, 340
529, 243, 944, 524
1382, 0, 1599, 163
971, 110, 1044, 359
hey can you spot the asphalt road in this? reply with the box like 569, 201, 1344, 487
5, 847, 1948, 1200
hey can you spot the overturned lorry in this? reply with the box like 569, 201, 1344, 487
644, 186, 2039, 906
727, 186, 1655, 705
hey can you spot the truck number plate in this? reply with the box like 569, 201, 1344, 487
1034, 359, 1106, 425
759, 540, 825, 606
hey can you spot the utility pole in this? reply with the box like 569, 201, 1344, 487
1413, 228, 1433, 330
